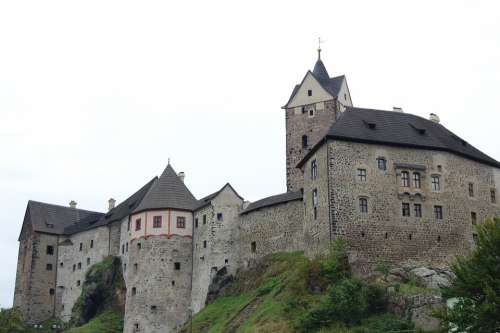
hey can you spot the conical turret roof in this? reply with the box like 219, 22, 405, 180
312, 58, 330, 82
133, 164, 198, 213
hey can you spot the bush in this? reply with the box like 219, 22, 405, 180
297, 278, 387, 332
352, 313, 415, 333
0, 308, 26, 333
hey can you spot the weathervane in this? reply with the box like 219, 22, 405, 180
317, 37, 324, 60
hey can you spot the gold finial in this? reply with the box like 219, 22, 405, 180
317, 37, 324, 60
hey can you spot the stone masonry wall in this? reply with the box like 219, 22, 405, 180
13, 224, 33, 321
56, 226, 110, 322
191, 187, 243, 314
124, 234, 192, 333
239, 199, 304, 269
286, 99, 339, 191
311, 140, 500, 268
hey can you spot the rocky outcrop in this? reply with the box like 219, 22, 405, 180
386, 264, 454, 289
388, 292, 444, 331
205, 267, 234, 305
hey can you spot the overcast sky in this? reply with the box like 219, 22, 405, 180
1, 0, 499, 308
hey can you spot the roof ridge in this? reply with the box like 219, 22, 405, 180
27, 200, 103, 214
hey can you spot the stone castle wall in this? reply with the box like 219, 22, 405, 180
124, 235, 192, 333
56, 225, 110, 321
239, 199, 304, 269
304, 140, 500, 269
191, 187, 242, 313
286, 100, 338, 191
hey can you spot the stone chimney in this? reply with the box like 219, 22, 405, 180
69, 200, 77, 209
178, 172, 185, 183
429, 113, 440, 123
393, 107, 403, 112
108, 198, 116, 211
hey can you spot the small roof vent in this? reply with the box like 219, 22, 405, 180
363, 120, 376, 129
429, 113, 440, 123
69, 200, 77, 209
393, 107, 404, 112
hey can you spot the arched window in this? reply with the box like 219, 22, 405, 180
302, 135, 308, 148
359, 198, 368, 213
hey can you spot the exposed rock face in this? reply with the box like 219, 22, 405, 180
388, 293, 444, 331
384, 264, 454, 289
205, 267, 234, 305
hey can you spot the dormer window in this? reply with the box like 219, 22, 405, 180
308, 89, 312, 96
363, 120, 376, 129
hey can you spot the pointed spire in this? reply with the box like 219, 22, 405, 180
313, 37, 330, 81
317, 37, 322, 60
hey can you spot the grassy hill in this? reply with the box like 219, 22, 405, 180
181, 246, 438, 333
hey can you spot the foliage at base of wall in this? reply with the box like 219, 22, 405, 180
180, 239, 439, 333
70, 256, 126, 327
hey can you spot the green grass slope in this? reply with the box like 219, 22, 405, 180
181, 249, 433, 333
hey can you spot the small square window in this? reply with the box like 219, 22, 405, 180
468, 183, 474, 197
153, 216, 162, 228
122, 244, 125, 255
217, 213, 223, 221
357, 169, 367, 182
46, 264, 53, 271
225, 259, 229, 264
177, 216, 186, 228
307, 89, 312, 96
46, 245, 54, 255
174, 262, 181, 270
434, 205, 443, 220
402, 203, 410, 217
359, 198, 368, 213
414, 204, 422, 218
377, 158, 386, 170
49, 288, 55, 295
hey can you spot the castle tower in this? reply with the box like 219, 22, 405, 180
283, 49, 353, 191
123, 163, 198, 333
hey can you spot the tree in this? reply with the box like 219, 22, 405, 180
0, 307, 26, 333
439, 218, 500, 332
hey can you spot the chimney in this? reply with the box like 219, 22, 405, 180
178, 172, 185, 183
429, 113, 440, 123
69, 200, 77, 209
242, 201, 251, 210
108, 198, 116, 211
393, 107, 403, 113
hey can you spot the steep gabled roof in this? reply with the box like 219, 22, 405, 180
195, 183, 244, 210
133, 164, 198, 213
284, 72, 345, 108
63, 177, 157, 234
297, 107, 500, 169
241, 191, 303, 215
22, 201, 104, 238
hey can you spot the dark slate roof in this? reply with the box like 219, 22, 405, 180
63, 177, 157, 234
313, 59, 330, 81
297, 107, 500, 169
133, 164, 198, 213
241, 191, 303, 215
23, 201, 104, 236
195, 183, 244, 210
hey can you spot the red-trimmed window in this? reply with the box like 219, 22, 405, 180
177, 216, 186, 229
153, 216, 162, 228
135, 218, 141, 231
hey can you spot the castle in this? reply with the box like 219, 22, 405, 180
13, 50, 500, 332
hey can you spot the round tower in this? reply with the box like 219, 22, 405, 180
123, 164, 197, 333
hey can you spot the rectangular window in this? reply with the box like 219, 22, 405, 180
78, 262, 82, 270
432, 176, 441, 191
49, 288, 55, 295
127, 221, 130, 231
46, 245, 54, 255
468, 183, 474, 197
90, 240, 94, 248
357, 169, 367, 182
195, 218, 199, 228
87, 258, 90, 265
131, 287, 136, 296
401, 171, 409, 187
135, 218, 141, 231
46, 264, 53, 271
414, 204, 422, 217
313, 207, 318, 220
153, 216, 162, 228
302, 135, 308, 148
203, 240, 207, 248
491, 189, 497, 203
377, 158, 386, 170
251, 241, 256, 253
122, 244, 125, 255
174, 262, 181, 270
77, 280, 81, 287
203, 215, 207, 225
311, 159, 317, 180
73, 264, 76, 272
434, 205, 443, 219
177, 216, 186, 228
217, 213, 223, 221
79, 243, 83, 251
307, 89, 312, 96
413, 173, 421, 189
402, 203, 410, 217
359, 198, 368, 213
471, 212, 477, 225
126, 242, 128, 252
312, 189, 318, 207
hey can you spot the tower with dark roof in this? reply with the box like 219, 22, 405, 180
283, 50, 353, 191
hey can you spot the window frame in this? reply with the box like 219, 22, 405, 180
414, 203, 422, 218
359, 198, 368, 214
176, 216, 186, 229
434, 205, 443, 220
135, 218, 142, 231
468, 183, 474, 197
431, 175, 441, 191
153, 216, 162, 229
357, 168, 367, 182
377, 157, 386, 171
402, 203, 411, 217
311, 159, 317, 180
401, 171, 410, 187
413, 172, 421, 189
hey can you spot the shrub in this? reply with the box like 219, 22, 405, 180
0, 308, 26, 333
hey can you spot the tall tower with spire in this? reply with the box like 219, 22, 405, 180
283, 49, 353, 191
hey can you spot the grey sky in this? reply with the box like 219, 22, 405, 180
1, 0, 499, 308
